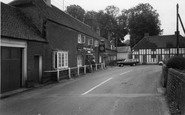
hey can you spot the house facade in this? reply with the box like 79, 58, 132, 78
1, 2, 47, 93
132, 34, 185, 64
98, 37, 117, 66
117, 46, 132, 60
0, 0, 104, 94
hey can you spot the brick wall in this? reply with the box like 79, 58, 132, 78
46, 21, 100, 68
27, 41, 52, 84
166, 68, 185, 115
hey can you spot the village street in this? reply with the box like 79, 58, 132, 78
0, 65, 170, 115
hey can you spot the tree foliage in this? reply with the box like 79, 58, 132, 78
125, 3, 162, 47
65, 5, 85, 21
65, 3, 162, 47
105, 5, 120, 17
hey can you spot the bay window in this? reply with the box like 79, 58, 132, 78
53, 51, 68, 69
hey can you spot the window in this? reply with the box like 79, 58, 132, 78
77, 55, 83, 67
53, 51, 68, 69
78, 34, 82, 44
82, 36, 86, 43
135, 55, 139, 59
94, 40, 99, 47
151, 54, 156, 58
88, 39, 93, 45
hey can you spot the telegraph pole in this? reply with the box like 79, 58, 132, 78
176, 4, 179, 56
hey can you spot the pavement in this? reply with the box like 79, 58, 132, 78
0, 65, 170, 115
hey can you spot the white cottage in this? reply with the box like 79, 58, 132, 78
117, 46, 132, 60
132, 34, 185, 64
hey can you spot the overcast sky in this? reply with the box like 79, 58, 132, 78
1, 0, 185, 39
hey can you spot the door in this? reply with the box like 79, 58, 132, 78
143, 55, 147, 64
1, 47, 22, 93
33, 56, 40, 84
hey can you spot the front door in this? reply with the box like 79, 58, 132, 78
143, 55, 147, 64
1, 47, 22, 93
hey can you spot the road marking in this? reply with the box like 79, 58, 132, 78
82, 78, 113, 95
119, 70, 132, 75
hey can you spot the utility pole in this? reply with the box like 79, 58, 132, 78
176, 4, 179, 56
116, 33, 118, 61
178, 14, 185, 35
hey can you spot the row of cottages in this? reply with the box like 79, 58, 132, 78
132, 34, 185, 64
1, 0, 115, 94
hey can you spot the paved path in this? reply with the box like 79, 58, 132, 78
0, 65, 170, 115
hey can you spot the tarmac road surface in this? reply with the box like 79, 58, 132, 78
0, 65, 170, 115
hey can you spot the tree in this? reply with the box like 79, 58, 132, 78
105, 5, 120, 18
124, 39, 130, 46
125, 3, 163, 47
83, 6, 128, 47
65, 5, 85, 21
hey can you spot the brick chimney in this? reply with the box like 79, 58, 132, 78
43, 0, 51, 7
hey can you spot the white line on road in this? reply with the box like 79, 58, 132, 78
119, 70, 133, 75
82, 78, 113, 95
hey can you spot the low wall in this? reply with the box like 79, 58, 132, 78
164, 67, 185, 115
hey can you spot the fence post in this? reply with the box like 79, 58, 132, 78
95, 64, 97, 71
84, 65, 86, 74
57, 69, 59, 82
90, 65, 93, 72
77, 66, 80, 76
68, 68, 71, 79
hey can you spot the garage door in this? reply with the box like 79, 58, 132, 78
1, 47, 22, 93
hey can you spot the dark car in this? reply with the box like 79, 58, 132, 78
117, 59, 139, 67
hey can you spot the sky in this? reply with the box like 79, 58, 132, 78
1, 0, 185, 40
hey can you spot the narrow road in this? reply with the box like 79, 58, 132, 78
0, 65, 169, 115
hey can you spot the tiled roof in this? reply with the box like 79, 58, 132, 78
133, 35, 185, 49
10, 0, 102, 41
117, 46, 131, 53
1, 2, 46, 42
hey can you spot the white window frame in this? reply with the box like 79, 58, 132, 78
94, 40, 99, 47
53, 51, 68, 69
82, 36, 86, 43
88, 39, 93, 45
78, 34, 82, 44
77, 55, 83, 67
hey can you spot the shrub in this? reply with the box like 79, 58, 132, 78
166, 56, 185, 70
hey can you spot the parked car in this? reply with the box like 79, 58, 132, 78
158, 60, 164, 65
117, 59, 139, 67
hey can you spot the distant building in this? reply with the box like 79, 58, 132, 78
117, 46, 132, 60
132, 34, 185, 64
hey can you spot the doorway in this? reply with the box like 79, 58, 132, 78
1, 47, 22, 93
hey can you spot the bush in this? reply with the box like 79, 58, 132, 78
166, 56, 185, 70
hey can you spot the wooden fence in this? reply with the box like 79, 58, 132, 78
44, 63, 106, 82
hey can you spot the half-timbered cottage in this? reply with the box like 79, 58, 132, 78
132, 34, 185, 64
